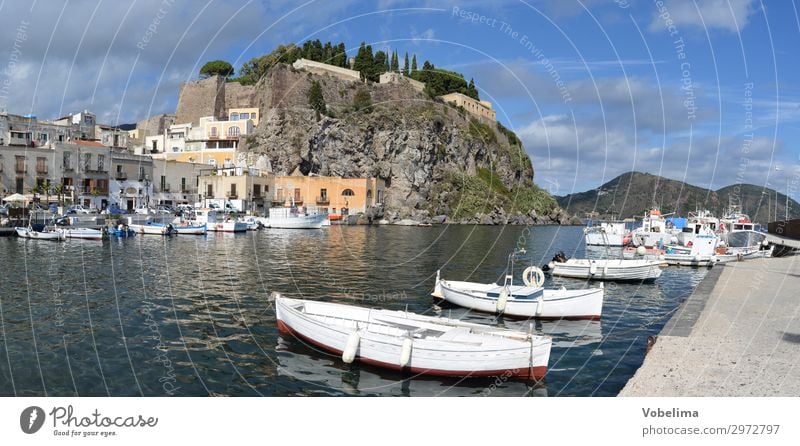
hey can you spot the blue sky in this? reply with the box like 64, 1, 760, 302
1, 0, 798, 199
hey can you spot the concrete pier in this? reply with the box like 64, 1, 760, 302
620, 255, 800, 396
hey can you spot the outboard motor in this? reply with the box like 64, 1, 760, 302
542, 251, 568, 271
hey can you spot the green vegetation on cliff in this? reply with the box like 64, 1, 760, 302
434, 167, 557, 220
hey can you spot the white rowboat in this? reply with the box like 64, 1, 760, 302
547, 258, 662, 281
434, 274, 604, 320
275, 295, 552, 379
15, 226, 66, 241
129, 223, 177, 235
63, 227, 105, 240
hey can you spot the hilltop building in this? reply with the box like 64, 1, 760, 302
438, 92, 496, 122
292, 58, 361, 82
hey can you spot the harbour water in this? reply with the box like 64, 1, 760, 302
0, 225, 708, 397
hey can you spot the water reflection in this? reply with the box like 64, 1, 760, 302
0, 226, 707, 397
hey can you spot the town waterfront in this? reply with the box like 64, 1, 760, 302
0, 225, 708, 397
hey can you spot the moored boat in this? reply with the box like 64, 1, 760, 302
583, 221, 630, 246
191, 209, 247, 232
544, 252, 662, 281
63, 227, 105, 240
433, 270, 604, 320
266, 207, 327, 229
275, 294, 552, 379
15, 226, 66, 241
129, 222, 177, 235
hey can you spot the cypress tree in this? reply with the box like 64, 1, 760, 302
404, 52, 409, 75
411, 54, 417, 74
391, 51, 399, 72
308, 80, 326, 120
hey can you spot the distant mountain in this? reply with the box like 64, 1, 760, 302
556, 171, 799, 223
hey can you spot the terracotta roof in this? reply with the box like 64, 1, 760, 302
73, 139, 106, 147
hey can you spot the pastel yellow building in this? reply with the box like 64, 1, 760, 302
197, 166, 273, 213
227, 108, 260, 127
151, 149, 236, 168
439, 92, 496, 122
273, 174, 385, 216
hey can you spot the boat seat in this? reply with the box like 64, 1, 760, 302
436, 327, 473, 341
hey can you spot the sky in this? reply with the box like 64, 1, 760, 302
0, 0, 798, 200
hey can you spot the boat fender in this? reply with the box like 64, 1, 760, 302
431, 270, 443, 298
521, 266, 545, 287
636, 245, 646, 256
535, 296, 544, 316
589, 262, 598, 276
342, 331, 361, 364
496, 288, 509, 314
399, 338, 413, 367
602, 265, 609, 277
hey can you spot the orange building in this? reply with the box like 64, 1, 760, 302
273, 173, 384, 216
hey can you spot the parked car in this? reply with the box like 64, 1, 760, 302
0, 204, 8, 216
66, 205, 92, 215
154, 204, 174, 215
106, 204, 127, 214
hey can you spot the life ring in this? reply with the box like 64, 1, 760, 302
522, 266, 545, 287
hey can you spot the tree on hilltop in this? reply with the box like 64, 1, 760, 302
200, 60, 234, 78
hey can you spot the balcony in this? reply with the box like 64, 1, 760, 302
226, 193, 238, 199
316, 196, 330, 204
15, 166, 27, 174
63, 165, 74, 172
161, 183, 171, 192
115, 173, 128, 181
36, 167, 48, 175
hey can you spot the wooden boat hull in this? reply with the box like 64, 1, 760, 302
550, 259, 662, 281
437, 280, 603, 320
275, 297, 551, 379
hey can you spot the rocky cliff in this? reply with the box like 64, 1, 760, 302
239, 64, 562, 224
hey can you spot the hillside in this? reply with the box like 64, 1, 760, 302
236, 62, 562, 224
556, 171, 799, 223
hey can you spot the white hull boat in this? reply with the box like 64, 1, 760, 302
275, 295, 552, 379
546, 255, 662, 281
63, 227, 105, 240
583, 221, 630, 246
154, 221, 207, 235
237, 217, 261, 231
129, 223, 177, 235
206, 221, 248, 232
15, 226, 66, 241
266, 208, 327, 229
663, 253, 716, 266
434, 278, 604, 320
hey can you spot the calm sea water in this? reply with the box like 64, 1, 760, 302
0, 225, 707, 397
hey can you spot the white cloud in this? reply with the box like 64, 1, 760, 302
650, 0, 758, 33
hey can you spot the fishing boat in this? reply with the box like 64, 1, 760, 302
192, 209, 247, 232
108, 226, 135, 237
15, 226, 66, 241
583, 221, 631, 246
151, 220, 207, 235
237, 216, 261, 231
630, 209, 678, 247
543, 251, 662, 281
274, 294, 552, 379
266, 206, 327, 229
663, 211, 720, 266
129, 222, 177, 235
622, 245, 667, 262
63, 227, 105, 240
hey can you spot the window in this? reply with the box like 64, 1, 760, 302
253, 184, 261, 197
116, 164, 123, 174
139, 166, 145, 181
97, 154, 105, 172
16, 177, 24, 194
251, 113, 257, 120
207, 184, 213, 197
230, 183, 237, 197
160, 175, 166, 191
320, 188, 327, 198
294, 188, 301, 202
366, 189, 373, 200
208, 158, 217, 166
210, 127, 218, 138
36, 157, 47, 174
63, 152, 71, 170
152, 140, 158, 152
342, 189, 355, 196
230, 112, 239, 121
240, 113, 249, 120
83, 153, 92, 172
181, 177, 186, 191
227, 126, 240, 137
38, 133, 48, 142
15, 155, 25, 173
